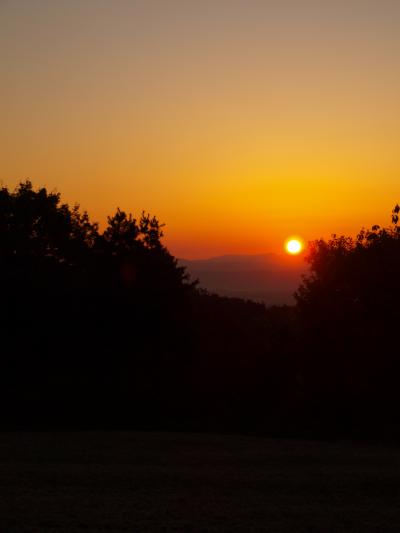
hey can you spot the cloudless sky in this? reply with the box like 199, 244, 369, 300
1, 0, 400, 258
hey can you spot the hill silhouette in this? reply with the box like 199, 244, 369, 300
180, 254, 305, 304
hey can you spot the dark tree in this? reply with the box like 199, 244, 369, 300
0, 182, 195, 428
294, 207, 400, 432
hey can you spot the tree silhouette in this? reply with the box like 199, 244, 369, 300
295, 207, 400, 431
0, 182, 197, 428
2, 181, 399, 437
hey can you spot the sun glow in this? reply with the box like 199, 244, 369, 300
285, 238, 303, 255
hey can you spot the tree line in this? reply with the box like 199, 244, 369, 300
1, 182, 399, 437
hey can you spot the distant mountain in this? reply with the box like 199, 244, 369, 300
179, 254, 307, 305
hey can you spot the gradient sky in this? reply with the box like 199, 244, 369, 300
1, 1, 400, 258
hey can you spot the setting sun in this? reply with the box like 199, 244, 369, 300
285, 238, 303, 255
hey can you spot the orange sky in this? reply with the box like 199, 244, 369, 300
1, 1, 400, 258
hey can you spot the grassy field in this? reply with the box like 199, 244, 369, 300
1, 430, 399, 532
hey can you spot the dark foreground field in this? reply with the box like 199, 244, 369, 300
1, 431, 399, 532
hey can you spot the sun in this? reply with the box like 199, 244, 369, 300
285, 238, 303, 255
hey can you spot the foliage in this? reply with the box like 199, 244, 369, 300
294, 207, 400, 430
296, 207, 400, 313
0, 182, 196, 428
1, 181, 400, 437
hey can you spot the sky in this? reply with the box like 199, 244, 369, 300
1, 0, 400, 258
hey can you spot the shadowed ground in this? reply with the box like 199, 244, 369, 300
1, 431, 399, 532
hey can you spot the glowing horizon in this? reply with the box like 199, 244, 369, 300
1, 1, 400, 259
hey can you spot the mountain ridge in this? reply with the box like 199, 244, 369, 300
179, 253, 306, 305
